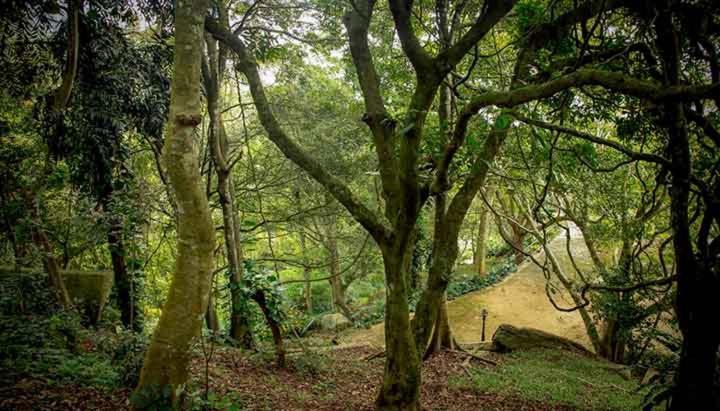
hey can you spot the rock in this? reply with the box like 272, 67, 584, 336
61, 270, 114, 324
0, 266, 113, 324
491, 323, 593, 355
320, 313, 351, 331
642, 367, 660, 385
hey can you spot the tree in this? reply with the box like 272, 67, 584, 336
133, 0, 215, 406
205, 1, 662, 408
201, 6, 254, 347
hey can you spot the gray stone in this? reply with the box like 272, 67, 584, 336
320, 312, 351, 331
491, 323, 594, 355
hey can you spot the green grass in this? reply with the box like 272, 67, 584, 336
450, 348, 645, 410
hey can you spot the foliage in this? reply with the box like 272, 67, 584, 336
239, 260, 285, 324
0, 271, 58, 315
0, 310, 122, 390
446, 258, 517, 300
0, 273, 147, 394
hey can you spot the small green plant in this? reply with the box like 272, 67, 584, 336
186, 389, 245, 411
54, 354, 119, 388
292, 351, 332, 377
446, 258, 516, 300
110, 329, 149, 387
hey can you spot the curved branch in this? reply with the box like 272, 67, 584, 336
510, 112, 671, 166
205, 17, 392, 245
388, 0, 435, 73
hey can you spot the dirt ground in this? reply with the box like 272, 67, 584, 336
344, 228, 596, 349
1, 347, 576, 411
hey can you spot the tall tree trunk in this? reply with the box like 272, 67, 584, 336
475, 187, 495, 277
414, 193, 457, 357
412, 123, 506, 358
508, 220, 526, 265
253, 290, 286, 367
425, 294, 454, 358
298, 222, 312, 312
133, 0, 214, 406
205, 286, 220, 333
103, 194, 142, 331
202, 31, 254, 348
376, 242, 421, 411
654, 6, 720, 408
324, 208, 352, 319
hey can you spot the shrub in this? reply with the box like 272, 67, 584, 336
446, 258, 516, 300
110, 329, 149, 388
292, 351, 333, 377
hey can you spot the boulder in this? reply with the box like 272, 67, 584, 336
641, 367, 660, 385
0, 266, 113, 323
491, 324, 593, 355
320, 312, 351, 331
61, 270, 114, 324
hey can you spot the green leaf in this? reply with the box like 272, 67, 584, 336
495, 114, 512, 130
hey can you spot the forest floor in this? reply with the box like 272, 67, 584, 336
343, 226, 595, 349
2, 344, 643, 410
3, 229, 648, 410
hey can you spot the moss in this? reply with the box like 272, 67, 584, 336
61, 271, 114, 323
0, 267, 113, 323
451, 348, 646, 410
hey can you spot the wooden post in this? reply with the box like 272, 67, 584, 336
481, 309, 488, 342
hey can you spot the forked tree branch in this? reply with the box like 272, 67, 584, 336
205, 17, 393, 245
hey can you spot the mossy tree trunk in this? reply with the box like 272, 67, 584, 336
376, 241, 421, 411
475, 209, 490, 276
412, 124, 507, 357
205, 288, 220, 333
474, 187, 495, 277
320, 196, 353, 319
133, 0, 214, 406
298, 218, 312, 312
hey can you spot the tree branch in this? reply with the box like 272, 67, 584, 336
205, 17, 392, 245
459, 69, 720, 125
343, 1, 400, 214
388, 0, 435, 74
438, 0, 517, 71
510, 111, 671, 166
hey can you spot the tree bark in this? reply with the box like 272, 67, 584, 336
376, 243, 421, 411
102, 193, 142, 331
133, 0, 214, 406
322, 199, 353, 319
654, 5, 720, 408
298, 221, 312, 312
205, 287, 220, 333
424, 295, 454, 358
253, 290, 286, 368
475, 187, 495, 276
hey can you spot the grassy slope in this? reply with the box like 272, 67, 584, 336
451, 348, 644, 410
